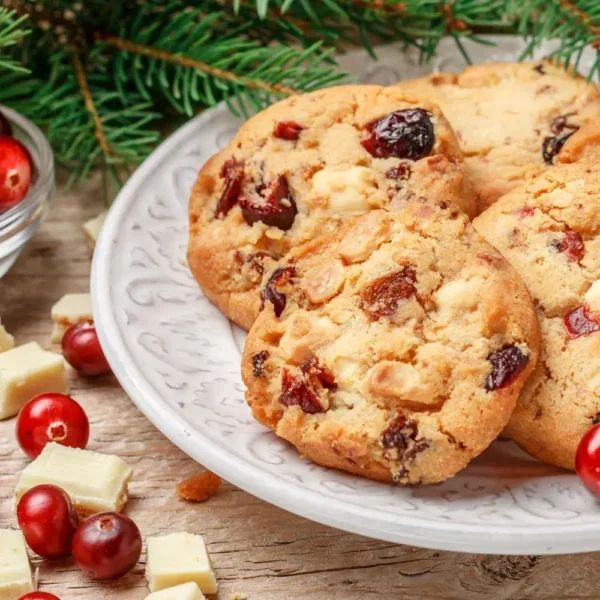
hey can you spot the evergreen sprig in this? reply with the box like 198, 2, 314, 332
0, 0, 599, 202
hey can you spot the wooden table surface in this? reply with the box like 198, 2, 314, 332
2, 173, 600, 600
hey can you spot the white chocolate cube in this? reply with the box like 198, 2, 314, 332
144, 583, 206, 600
0, 343, 67, 420
146, 533, 218, 594
83, 211, 107, 252
0, 530, 36, 598
16, 443, 133, 517
50, 293, 93, 343
585, 280, 600, 314
0, 319, 14, 353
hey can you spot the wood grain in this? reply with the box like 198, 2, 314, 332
0, 172, 598, 600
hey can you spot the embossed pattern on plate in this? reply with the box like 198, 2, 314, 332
92, 38, 600, 554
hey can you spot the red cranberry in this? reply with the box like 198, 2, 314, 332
261, 266, 296, 317
240, 175, 297, 231
273, 121, 305, 141
19, 594, 61, 600
485, 345, 529, 391
280, 368, 325, 414
382, 415, 429, 460
564, 305, 600, 339
252, 350, 269, 378
17, 393, 89, 459
72, 512, 142, 580
0, 109, 13, 136
576, 424, 600, 499
359, 266, 417, 320
215, 159, 244, 216
0, 135, 33, 212
552, 230, 585, 262
361, 109, 434, 160
17, 485, 79, 558
62, 321, 111, 376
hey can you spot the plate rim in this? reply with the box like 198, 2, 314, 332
92, 78, 600, 557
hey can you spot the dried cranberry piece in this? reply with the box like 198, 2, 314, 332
262, 266, 296, 318
564, 305, 600, 339
551, 230, 585, 262
381, 415, 429, 461
240, 175, 297, 231
485, 345, 529, 391
215, 159, 244, 217
534, 64, 546, 75
280, 368, 325, 414
301, 356, 337, 390
359, 266, 417, 320
513, 205, 535, 219
361, 109, 434, 160
273, 121, 305, 141
542, 134, 575, 165
542, 115, 580, 165
252, 350, 269, 378
386, 163, 412, 180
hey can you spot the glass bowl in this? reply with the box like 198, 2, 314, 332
0, 105, 55, 279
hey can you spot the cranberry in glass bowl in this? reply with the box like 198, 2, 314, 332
0, 105, 54, 280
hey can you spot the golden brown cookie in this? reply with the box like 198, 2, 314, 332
475, 160, 600, 470
242, 201, 539, 485
396, 61, 600, 213
188, 85, 475, 330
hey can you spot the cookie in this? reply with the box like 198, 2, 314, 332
187, 85, 476, 330
558, 120, 600, 165
396, 61, 600, 213
241, 201, 539, 485
474, 160, 600, 470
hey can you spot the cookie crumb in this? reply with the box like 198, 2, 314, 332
230, 594, 248, 600
176, 471, 222, 502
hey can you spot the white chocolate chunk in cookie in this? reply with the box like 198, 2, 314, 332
366, 361, 440, 409
51, 293, 93, 343
434, 277, 481, 320
311, 166, 381, 213
585, 280, 600, 313
338, 211, 392, 264
280, 314, 336, 364
0, 318, 14, 353
302, 260, 346, 304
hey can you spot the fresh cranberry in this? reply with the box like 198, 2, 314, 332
240, 175, 297, 231
261, 266, 296, 317
215, 159, 244, 216
62, 321, 111, 376
0, 110, 12, 136
0, 135, 33, 212
273, 121, 305, 141
552, 230, 585, 262
19, 594, 61, 600
17, 393, 89, 459
564, 305, 600, 339
361, 108, 434, 160
72, 512, 142, 580
576, 424, 600, 499
17, 485, 79, 558
485, 345, 529, 391
359, 266, 417, 320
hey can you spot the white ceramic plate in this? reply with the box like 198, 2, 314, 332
92, 38, 600, 555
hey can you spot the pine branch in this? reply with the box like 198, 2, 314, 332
98, 2, 347, 118
0, 7, 30, 72
506, 0, 600, 78
35, 48, 160, 192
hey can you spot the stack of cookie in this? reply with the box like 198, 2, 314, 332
187, 60, 600, 485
